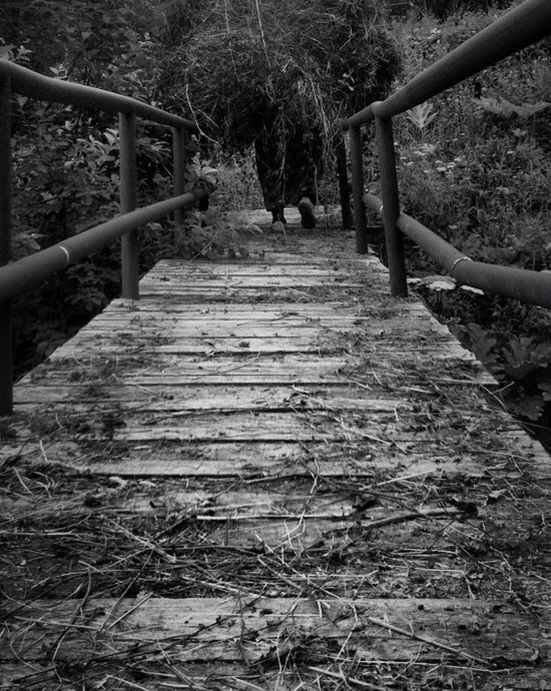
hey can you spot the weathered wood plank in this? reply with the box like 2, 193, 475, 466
55, 336, 331, 356
12, 384, 411, 410
103, 300, 416, 315
2, 597, 547, 665
3, 435, 549, 481
139, 276, 365, 289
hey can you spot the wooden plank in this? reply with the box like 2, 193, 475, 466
29, 367, 492, 387
4, 488, 358, 518
104, 411, 517, 444
139, 276, 365, 288
151, 265, 358, 276
54, 336, 330, 356
85, 313, 364, 326
34, 349, 488, 377
103, 300, 414, 315
1, 662, 546, 691
13, 385, 411, 411
2, 597, 548, 665
3, 435, 549, 481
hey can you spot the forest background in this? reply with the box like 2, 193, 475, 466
0, 0, 550, 448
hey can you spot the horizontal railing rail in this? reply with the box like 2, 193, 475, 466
342, 0, 551, 128
0, 60, 197, 130
0, 189, 207, 303
0, 60, 208, 414
364, 193, 551, 309
340, 0, 551, 309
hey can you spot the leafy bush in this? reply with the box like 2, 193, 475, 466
371, 8, 551, 447
1, 1, 193, 374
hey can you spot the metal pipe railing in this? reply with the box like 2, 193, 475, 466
349, 125, 368, 254
364, 193, 551, 309
363, 193, 464, 271
340, 0, 551, 311
0, 59, 197, 130
374, 117, 406, 297
120, 110, 139, 299
0, 61, 204, 413
0, 189, 207, 304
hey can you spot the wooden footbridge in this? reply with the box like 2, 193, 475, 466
2, 217, 551, 689
2, 1, 551, 688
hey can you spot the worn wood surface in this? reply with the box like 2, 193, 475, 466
1, 223, 551, 689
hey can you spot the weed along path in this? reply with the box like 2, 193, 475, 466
2, 218, 551, 689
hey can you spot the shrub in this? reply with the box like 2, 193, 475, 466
372, 8, 551, 447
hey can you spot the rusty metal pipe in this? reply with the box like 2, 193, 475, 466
374, 117, 407, 297
343, 0, 551, 127
0, 59, 197, 130
120, 111, 139, 299
0, 189, 208, 304
364, 193, 551, 309
0, 76, 12, 414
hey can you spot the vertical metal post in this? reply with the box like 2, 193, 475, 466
173, 126, 186, 227
374, 116, 407, 297
119, 110, 139, 299
0, 76, 13, 414
335, 133, 353, 229
349, 125, 368, 254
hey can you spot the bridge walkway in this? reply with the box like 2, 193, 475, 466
1, 214, 551, 689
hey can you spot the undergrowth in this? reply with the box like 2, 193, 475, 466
366, 6, 551, 449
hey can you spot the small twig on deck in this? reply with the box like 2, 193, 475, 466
106, 593, 153, 630
108, 519, 177, 563
51, 566, 93, 662
308, 666, 389, 690
12, 467, 32, 494
365, 614, 487, 663
310, 506, 460, 552
100, 551, 153, 631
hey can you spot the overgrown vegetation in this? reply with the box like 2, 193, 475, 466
161, 0, 399, 147
1, 2, 231, 372
365, 7, 551, 447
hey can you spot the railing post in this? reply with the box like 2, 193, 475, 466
374, 116, 407, 297
173, 126, 186, 227
0, 76, 13, 414
335, 133, 353, 229
349, 125, 368, 253
119, 110, 139, 299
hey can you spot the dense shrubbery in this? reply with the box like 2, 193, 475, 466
0, 1, 195, 371
0, 0, 399, 372
366, 7, 551, 445
388, 0, 510, 19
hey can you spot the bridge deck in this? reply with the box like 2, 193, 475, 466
2, 220, 551, 689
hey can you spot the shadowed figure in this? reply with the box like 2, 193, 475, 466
254, 124, 323, 228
